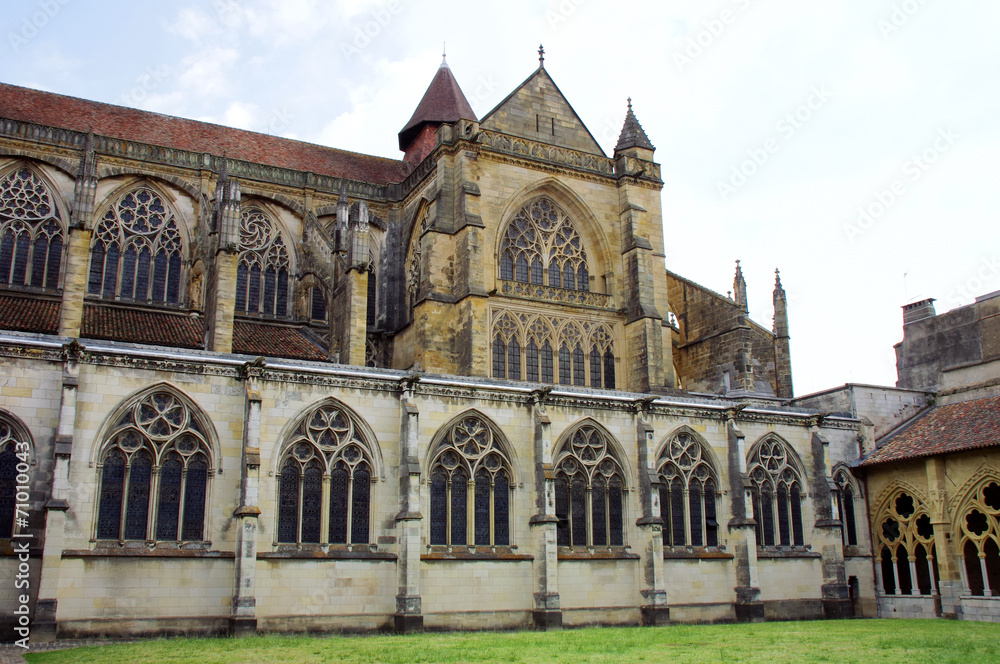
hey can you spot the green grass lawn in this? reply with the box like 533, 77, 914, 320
24, 619, 1000, 664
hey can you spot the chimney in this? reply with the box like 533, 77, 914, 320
902, 298, 936, 325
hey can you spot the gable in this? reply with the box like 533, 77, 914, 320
480, 69, 605, 157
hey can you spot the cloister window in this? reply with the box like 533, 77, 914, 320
658, 430, 718, 547
0, 167, 63, 291
88, 187, 183, 304
874, 491, 938, 596
491, 310, 615, 389
96, 391, 212, 542
748, 436, 804, 547
554, 424, 626, 548
0, 415, 32, 539
276, 401, 375, 546
429, 415, 512, 547
958, 480, 1000, 596
834, 468, 859, 547
499, 197, 590, 292
236, 207, 289, 316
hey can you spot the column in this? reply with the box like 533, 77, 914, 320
810, 429, 852, 618
726, 415, 764, 621
926, 457, 960, 618
635, 407, 668, 625
528, 389, 561, 629
394, 375, 423, 632
230, 360, 263, 635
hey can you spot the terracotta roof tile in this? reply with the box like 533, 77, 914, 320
0, 83, 411, 185
0, 293, 59, 334
81, 305, 204, 349
232, 320, 328, 362
398, 62, 477, 150
858, 395, 1000, 466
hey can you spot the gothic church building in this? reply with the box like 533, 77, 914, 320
0, 53, 873, 638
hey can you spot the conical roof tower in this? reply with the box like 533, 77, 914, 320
398, 54, 477, 164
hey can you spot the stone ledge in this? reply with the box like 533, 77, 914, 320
756, 548, 822, 559
63, 548, 234, 559
663, 549, 734, 560
558, 549, 640, 561
259, 548, 396, 560
421, 549, 532, 562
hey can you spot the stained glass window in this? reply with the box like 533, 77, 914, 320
428, 415, 513, 548
658, 430, 719, 548
95, 390, 213, 542
498, 198, 591, 292
276, 401, 376, 546
554, 424, 626, 548
88, 187, 182, 303
835, 469, 859, 547
0, 167, 64, 291
237, 207, 289, 316
748, 436, 804, 549
0, 417, 32, 539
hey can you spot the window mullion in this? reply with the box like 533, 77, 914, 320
488, 477, 495, 548
890, 547, 901, 595
119, 458, 132, 542
297, 473, 305, 545
980, 555, 993, 597
145, 465, 159, 541
346, 473, 355, 546
682, 486, 691, 546
585, 483, 593, 547
176, 465, 189, 542
445, 476, 453, 546
320, 474, 331, 545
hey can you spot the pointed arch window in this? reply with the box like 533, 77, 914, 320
834, 468, 859, 547
554, 424, 626, 548
957, 480, 1000, 597
429, 416, 512, 547
276, 402, 375, 546
88, 186, 183, 304
499, 198, 590, 292
874, 491, 939, 596
236, 207, 289, 317
748, 437, 804, 547
95, 391, 213, 542
658, 431, 719, 547
0, 415, 32, 539
0, 167, 64, 291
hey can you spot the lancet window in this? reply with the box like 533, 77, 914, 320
0, 167, 63, 291
95, 391, 212, 542
658, 430, 719, 547
236, 207, 289, 317
834, 468, 859, 547
88, 186, 183, 304
276, 401, 375, 546
0, 414, 32, 539
957, 479, 1000, 596
429, 415, 512, 547
874, 491, 939, 596
554, 424, 626, 548
499, 197, 590, 291
748, 436, 804, 547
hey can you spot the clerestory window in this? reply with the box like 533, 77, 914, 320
499, 197, 590, 292
236, 207, 289, 317
0, 167, 63, 291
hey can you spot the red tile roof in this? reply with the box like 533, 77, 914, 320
858, 395, 1000, 466
398, 62, 477, 150
0, 293, 59, 334
0, 83, 411, 185
82, 305, 204, 349
233, 320, 328, 362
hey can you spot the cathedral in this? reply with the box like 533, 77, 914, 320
8, 47, 988, 639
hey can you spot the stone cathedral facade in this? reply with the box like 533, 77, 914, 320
0, 54, 876, 639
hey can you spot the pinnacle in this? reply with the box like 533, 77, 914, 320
614, 98, 654, 153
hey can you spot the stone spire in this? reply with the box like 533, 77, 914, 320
213, 158, 241, 249
614, 98, 655, 154
398, 57, 477, 155
334, 181, 349, 253
70, 130, 98, 229
773, 268, 788, 337
773, 268, 793, 398
733, 260, 748, 313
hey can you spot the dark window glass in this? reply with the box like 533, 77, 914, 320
30, 234, 48, 287
609, 478, 624, 546
474, 469, 490, 546
235, 263, 248, 312
301, 463, 323, 543
352, 465, 371, 545
571, 479, 587, 546
45, 233, 62, 290
549, 261, 561, 288
671, 478, 685, 546
123, 450, 152, 540
0, 232, 14, 284
573, 347, 585, 386
555, 476, 569, 546
451, 469, 467, 546
578, 264, 589, 292
790, 484, 804, 546
97, 449, 126, 540
102, 243, 119, 298
563, 263, 575, 290
120, 245, 136, 299
603, 350, 615, 389
167, 252, 182, 303
156, 454, 183, 541
263, 266, 277, 315
314, 286, 329, 322
500, 252, 513, 280
590, 347, 602, 388
430, 471, 447, 545
705, 480, 718, 547
182, 457, 208, 541
592, 476, 607, 546
760, 488, 775, 546
248, 264, 262, 313
530, 257, 543, 285
494, 472, 510, 546
277, 460, 299, 543
843, 485, 858, 546
329, 464, 349, 544
366, 272, 376, 327
690, 482, 703, 546
526, 342, 539, 382
559, 345, 571, 385
777, 485, 791, 546
135, 246, 151, 299
508, 339, 521, 381
515, 255, 528, 282
12, 233, 28, 285
152, 251, 168, 302
0, 444, 19, 538
541, 342, 554, 383
493, 336, 506, 379
658, 484, 671, 546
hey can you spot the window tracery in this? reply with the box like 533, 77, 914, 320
0, 167, 64, 291
0, 415, 32, 539
957, 479, 1000, 596
237, 207, 289, 317
554, 424, 625, 548
95, 391, 212, 542
834, 468, 859, 547
657, 430, 718, 547
88, 186, 183, 304
874, 490, 938, 596
276, 401, 375, 546
499, 198, 590, 292
429, 415, 512, 547
747, 436, 804, 547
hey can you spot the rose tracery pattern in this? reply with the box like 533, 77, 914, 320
236, 207, 289, 316
499, 197, 590, 292
658, 431, 718, 547
554, 424, 625, 548
429, 415, 512, 547
1, 168, 63, 291
747, 436, 804, 547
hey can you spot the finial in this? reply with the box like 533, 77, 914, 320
627, 97, 632, 111
442, 42, 447, 66
538, 44, 545, 66
736, 259, 741, 268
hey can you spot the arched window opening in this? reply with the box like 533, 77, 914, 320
237, 208, 289, 317
276, 401, 376, 546
0, 167, 64, 291
958, 480, 1000, 596
310, 285, 328, 322
873, 490, 939, 596
0, 417, 32, 539
428, 416, 512, 548
657, 430, 719, 547
835, 469, 860, 547
88, 187, 183, 304
748, 437, 804, 548
498, 197, 591, 292
95, 391, 212, 542
554, 424, 626, 548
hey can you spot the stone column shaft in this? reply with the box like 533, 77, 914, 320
231, 368, 262, 635
727, 417, 764, 621
636, 415, 668, 625
529, 394, 561, 629
394, 381, 423, 632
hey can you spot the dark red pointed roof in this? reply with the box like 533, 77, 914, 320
398, 61, 477, 151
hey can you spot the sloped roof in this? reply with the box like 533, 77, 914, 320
0, 294, 59, 334
857, 394, 1000, 466
82, 306, 204, 349
398, 61, 477, 150
0, 82, 411, 184
232, 320, 328, 361
615, 100, 654, 152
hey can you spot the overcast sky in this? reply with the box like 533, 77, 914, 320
5, 0, 998, 396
